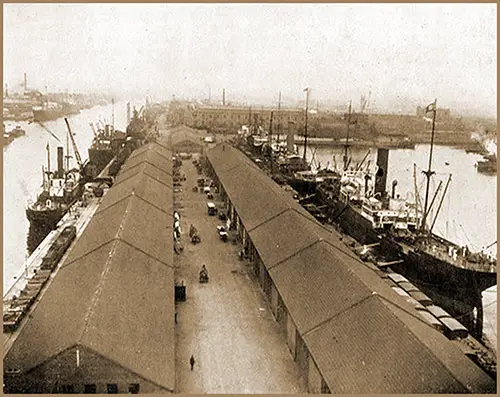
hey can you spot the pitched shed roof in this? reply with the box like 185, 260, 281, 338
269, 240, 407, 336
4, 242, 175, 391
97, 171, 172, 215
207, 144, 316, 231
303, 296, 495, 393
249, 209, 355, 269
4, 143, 175, 391
206, 142, 496, 394
64, 196, 172, 268
121, 145, 172, 177
114, 162, 173, 188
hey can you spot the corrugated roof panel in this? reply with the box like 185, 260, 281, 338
269, 241, 375, 334
114, 162, 173, 188
97, 172, 172, 214
63, 199, 130, 265
119, 198, 173, 267
381, 299, 493, 393
4, 244, 113, 373
303, 296, 470, 394
81, 241, 175, 390
121, 149, 172, 176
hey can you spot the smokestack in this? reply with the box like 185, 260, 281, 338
57, 146, 64, 175
364, 174, 371, 197
5, 83, 8, 98
287, 121, 295, 153
392, 180, 398, 199
222, 88, 225, 106
24, 73, 27, 91
126, 102, 131, 124
375, 148, 389, 196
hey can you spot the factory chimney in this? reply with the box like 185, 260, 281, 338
5, 83, 8, 98
222, 88, 225, 106
375, 148, 389, 196
126, 102, 131, 124
24, 73, 28, 91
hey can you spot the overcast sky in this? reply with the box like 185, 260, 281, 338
3, 3, 497, 116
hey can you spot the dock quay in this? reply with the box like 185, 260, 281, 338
3, 122, 496, 394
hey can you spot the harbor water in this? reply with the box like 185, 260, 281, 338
301, 143, 497, 351
3, 101, 131, 290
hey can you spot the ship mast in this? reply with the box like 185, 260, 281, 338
303, 87, 309, 165
343, 100, 352, 171
420, 98, 437, 232
269, 111, 274, 175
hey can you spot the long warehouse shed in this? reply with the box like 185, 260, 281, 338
205, 142, 496, 394
4, 141, 176, 394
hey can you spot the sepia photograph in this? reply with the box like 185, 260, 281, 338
2, 2, 497, 394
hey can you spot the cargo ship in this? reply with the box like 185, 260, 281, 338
26, 145, 83, 231
314, 101, 496, 340
32, 101, 79, 122
26, 119, 85, 235
87, 122, 127, 178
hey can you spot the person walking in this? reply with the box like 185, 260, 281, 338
189, 355, 196, 371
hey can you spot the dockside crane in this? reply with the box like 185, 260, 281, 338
64, 118, 84, 170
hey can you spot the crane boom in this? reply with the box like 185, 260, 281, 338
64, 118, 83, 169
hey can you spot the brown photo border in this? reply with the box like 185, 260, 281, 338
1, 1, 498, 396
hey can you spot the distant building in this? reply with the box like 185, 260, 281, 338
190, 105, 305, 132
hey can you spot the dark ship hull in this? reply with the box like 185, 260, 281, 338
88, 147, 115, 176
25, 205, 66, 230
33, 104, 79, 122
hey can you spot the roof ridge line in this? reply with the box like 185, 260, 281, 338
114, 163, 173, 187
247, 207, 290, 233
60, 239, 116, 269
267, 237, 323, 271
118, 159, 172, 180
118, 238, 174, 269
302, 294, 375, 337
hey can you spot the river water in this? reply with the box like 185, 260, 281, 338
3, 101, 132, 290
301, 143, 497, 350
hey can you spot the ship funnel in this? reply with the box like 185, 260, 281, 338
57, 146, 64, 175
375, 148, 389, 196
364, 174, 371, 197
392, 179, 398, 199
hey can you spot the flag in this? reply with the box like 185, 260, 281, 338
304, 87, 309, 92
46, 142, 49, 151
425, 101, 436, 113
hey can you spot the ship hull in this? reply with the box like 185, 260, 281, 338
315, 184, 496, 293
25, 206, 66, 231
88, 148, 115, 176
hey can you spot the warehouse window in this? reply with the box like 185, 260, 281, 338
60, 385, 74, 393
129, 383, 140, 394
107, 384, 118, 394
84, 384, 97, 394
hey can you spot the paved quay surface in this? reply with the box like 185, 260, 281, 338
174, 156, 305, 394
